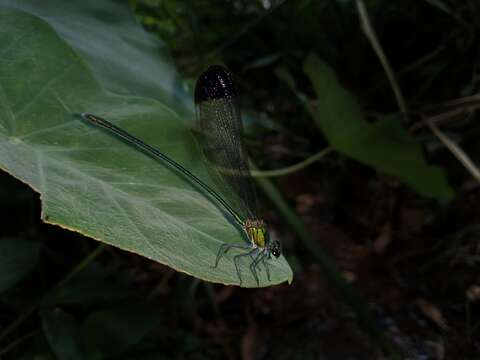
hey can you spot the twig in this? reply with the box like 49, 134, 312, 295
356, 0, 408, 117
356, 0, 480, 187
410, 103, 480, 132
0, 330, 38, 358
251, 147, 332, 177
425, 118, 480, 184
398, 45, 446, 76
421, 93, 480, 110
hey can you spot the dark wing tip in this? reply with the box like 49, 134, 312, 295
194, 65, 236, 104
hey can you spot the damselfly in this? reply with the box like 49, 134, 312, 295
81, 65, 281, 286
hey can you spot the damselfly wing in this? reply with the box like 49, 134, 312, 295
194, 65, 281, 286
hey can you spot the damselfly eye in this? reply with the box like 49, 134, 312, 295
271, 240, 281, 258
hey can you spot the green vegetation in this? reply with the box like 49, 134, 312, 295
1, 0, 479, 358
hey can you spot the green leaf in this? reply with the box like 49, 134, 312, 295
0, 2, 292, 287
0, 238, 39, 293
2, 0, 193, 119
83, 305, 161, 358
302, 54, 454, 201
41, 308, 87, 360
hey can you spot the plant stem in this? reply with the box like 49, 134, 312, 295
466, 299, 471, 343
0, 330, 38, 358
356, 0, 408, 117
410, 102, 480, 132
426, 118, 480, 184
251, 147, 332, 177
54, 243, 106, 290
252, 163, 401, 359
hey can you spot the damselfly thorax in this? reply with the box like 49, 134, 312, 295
244, 219, 281, 259
244, 219, 267, 248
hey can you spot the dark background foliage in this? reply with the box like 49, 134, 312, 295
1, 0, 480, 359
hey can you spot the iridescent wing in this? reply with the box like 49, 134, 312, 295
194, 65, 260, 222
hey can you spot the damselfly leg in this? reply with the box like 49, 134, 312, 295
212, 243, 252, 269
234, 247, 260, 286
250, 249, 270, 285
261, 254, 271, 281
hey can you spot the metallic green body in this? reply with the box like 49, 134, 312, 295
245, 219, 267, 248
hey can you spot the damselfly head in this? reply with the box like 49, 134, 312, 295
269, 240, 281, 258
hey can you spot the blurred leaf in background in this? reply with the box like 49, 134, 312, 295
41, 309, 86, 360
302, 54, 453, 200
0, 239, 40, 293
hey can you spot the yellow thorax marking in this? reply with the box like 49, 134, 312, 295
244, 219, 267, 248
